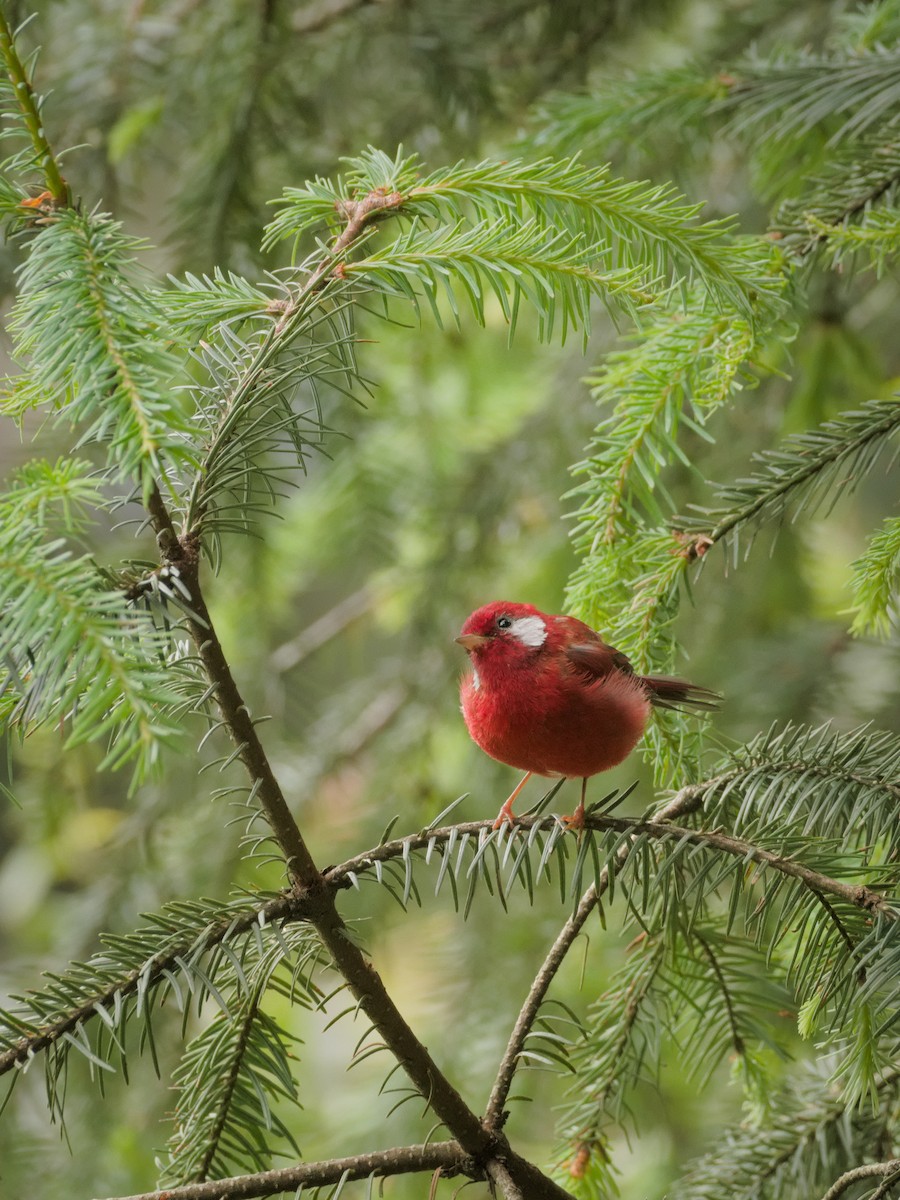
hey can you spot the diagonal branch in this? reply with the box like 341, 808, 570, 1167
182, 188, 404, 538
675, 399, 900, 559
482, 785, 703, 1132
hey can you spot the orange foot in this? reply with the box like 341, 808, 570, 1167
561, 802, 586, 831
561, 779, 589, 831
492, 771, 532, 830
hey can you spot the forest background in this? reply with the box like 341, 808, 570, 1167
1, 1, 899, 1199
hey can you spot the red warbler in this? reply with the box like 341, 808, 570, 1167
456, 601, 719, 829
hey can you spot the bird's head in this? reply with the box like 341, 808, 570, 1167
455, 601, 549, 665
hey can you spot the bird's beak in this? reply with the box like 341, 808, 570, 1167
455, 633, 489, 651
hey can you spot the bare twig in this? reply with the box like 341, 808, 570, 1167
818, 1160, 900, 1200
100, 1142, 468, 1200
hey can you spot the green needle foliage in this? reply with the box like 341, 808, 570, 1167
0, 5, 899, 1200
671, 1059, 900, 1200
4, 210, 195, 491
850, 516, 900, 636
0, 506, 183, 780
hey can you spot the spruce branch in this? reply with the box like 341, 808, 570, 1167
849, 516, 900, 636
0, 519, 184, 779
772, 133, 900, 262
0, 9, 68, 205
324, 806, 894, 920
267, 149, 784, 329
677, 397, 900, 559
181, 189, 402, 541
723, 46, 900, 147
568, 298, 764, 545
0, 161, 581, 1194
160, 990, 304, 1186
674, 1061, 900, 1199
804, 208, 900, 272
0, 892, 302, 1080
159, 540, 321, 889
403, 156, 777, 316
4, 211, 195, 487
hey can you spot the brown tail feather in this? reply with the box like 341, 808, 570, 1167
641, 676, 721, 711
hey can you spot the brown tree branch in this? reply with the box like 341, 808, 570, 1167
6, 770, 889, 1086
168, 553, 322, 890
149, 551, 574, 1199
101, 1142, 469, 1200
324, 789, 894, 920
818, 1160, 900, 1200
482, 784, 704, 1131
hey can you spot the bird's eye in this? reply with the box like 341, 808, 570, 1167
496, 615, 513, 630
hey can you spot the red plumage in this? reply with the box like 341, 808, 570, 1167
456, 601, 719, 827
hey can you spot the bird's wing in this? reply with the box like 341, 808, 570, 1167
563, 638, 636, 681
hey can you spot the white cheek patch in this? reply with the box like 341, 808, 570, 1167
509, 615, 547, 647
471, 665, 481, 690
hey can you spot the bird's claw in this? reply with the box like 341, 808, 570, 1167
561, 803, 586, 832
492, 804, 517, 831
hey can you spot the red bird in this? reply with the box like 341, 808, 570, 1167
456, 601, 719, 829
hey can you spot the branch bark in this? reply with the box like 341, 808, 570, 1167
325, 790, 894, 921
101, 1142, 468, 1200
818, 1160, 900, 1200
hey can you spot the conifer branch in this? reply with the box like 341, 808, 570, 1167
164, 545, 321, 889
153, 490, 575, 1195
849, 515, 900, 636
482, 784, 704, 1131
0, 893, 300, 1077
325, 793, 892, 920
0, 10, 68, 205
674, 1062, 900, 1198
676, 398, 900, 558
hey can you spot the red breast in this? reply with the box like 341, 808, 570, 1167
456, 601, 651, 779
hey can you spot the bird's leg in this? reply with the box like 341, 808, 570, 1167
562, 777, 588, 831
492, 771, 532, 830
